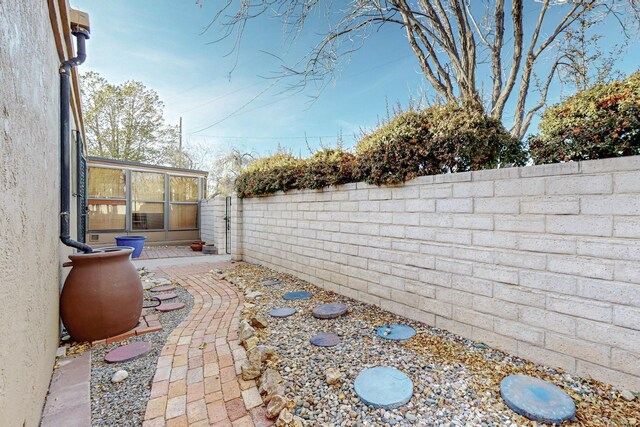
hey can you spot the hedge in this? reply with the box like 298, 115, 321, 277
529, 70, 640, 163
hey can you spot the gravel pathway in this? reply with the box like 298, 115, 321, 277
90, 272, 194, 427
223, 263, 639, 427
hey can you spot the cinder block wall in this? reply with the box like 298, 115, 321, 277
236, 156, 640, 390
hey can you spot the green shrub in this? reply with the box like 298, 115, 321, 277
235, 152, 303, 197
354, 105, 526, 185
529, 70, 640, 163
297, 148, 356, 189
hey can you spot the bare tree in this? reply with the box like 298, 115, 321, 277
208, 148, 255, 197
203, 0, 639, 139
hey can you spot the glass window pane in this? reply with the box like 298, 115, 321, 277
170, 176, 198, 202
132, 202, 164, 230
88, 202, 126, 230
88, 167, 125, 199
170, 204, 197, 229
132, 172, 165, 201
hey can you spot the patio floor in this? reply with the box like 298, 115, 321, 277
137, 246, 211, 260
143, 262, 271, 427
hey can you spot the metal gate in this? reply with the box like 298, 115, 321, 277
225, 196, 231, 254
76, 131, 88, 243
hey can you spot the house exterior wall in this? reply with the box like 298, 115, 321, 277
0, 1, 83, 425
227, 156, 640, 390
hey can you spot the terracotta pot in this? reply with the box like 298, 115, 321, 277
191, 240, 205, 251
60, 248, 143, 342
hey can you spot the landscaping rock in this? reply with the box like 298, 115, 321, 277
239, 321, 256, 343
251, 314, 269, 328
259, 368, 284, 395
111, 370, 128, 383
243, 336, 259, 351
266, 394, 287, 419
276, 408, 293, 426
241, 360, 262, 381
325, 367, 342, 385
245, 291, 263, 300
621, 390, 636, 402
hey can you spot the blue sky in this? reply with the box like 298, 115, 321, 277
72, 1, 639, 161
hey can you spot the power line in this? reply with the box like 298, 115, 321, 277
191, 134, 337, 140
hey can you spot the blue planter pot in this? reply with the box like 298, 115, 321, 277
114, 236, 147, 258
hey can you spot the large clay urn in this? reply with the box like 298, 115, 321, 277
60, 248, 143, 342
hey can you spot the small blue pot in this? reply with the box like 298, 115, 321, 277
114, 236, 147, 258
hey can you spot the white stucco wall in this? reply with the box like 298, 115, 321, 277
0, 1, 78, 425
211, 156, 640, 390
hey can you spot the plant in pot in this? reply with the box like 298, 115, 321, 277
191, 240, 205, 251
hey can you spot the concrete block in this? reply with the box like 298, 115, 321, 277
614, 217, 640, 238
451, 276, 493, 297
577, 278, 640, 306
611, 349, 640, 377
452, 307, 493, 330
419, 269, 452, 287
577, 238, 640, 262
435, 258, 473, 276
451, 214, 494, 230
391, 186, 420, 199
576, 319, 640, 354
521, 196, 580, 214
517, 234, 576, 255
613, 171, 640, 193
391, 213, 420, 226
519, 271, 577, 296
546, 333, 610, 367
494, 319, 544, 346
494, 178, 545, 197
494, 250, 546, 270
615, 262, 640, 284
472, 231, 518, 249
547, 255, 614, 281
520, 162, 580, 178
517, 342, 576, 373
471, 166, 520, 181
495, 214, 546, 233
580, 155, 640, 174
436, 316, 473, 338
420, 242, 454, 258
519, 306, 576, 336
546, 175, 612, 195
436, 198, 473, 213
473, 295, 518, 320
494, 284, 546, 308
434, 172, 471, 183
546, 295, 613, 323
613, 306, 640, 331
453, 246, 494, 264
434, 230, 472, 245
581, 195, 640, 215
546, 216, 613, 238
474, 264, 519, 285
420, 184, 452, 199
576, 360, 640, 391
452, 181, 494, 198
405, 199, 436, 212
437, 287, 474, 308
420, 298, 453, 318
380, 225, 405, 238
369, 188, 392, 200
404, 281, 436, 298
474, 197, 520, 214
379, 200, 406, 212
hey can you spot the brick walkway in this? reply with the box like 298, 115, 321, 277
143, 262, 272, 427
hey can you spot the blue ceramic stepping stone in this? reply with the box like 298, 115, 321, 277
283, 291, 313, 301
269, 307, 297, 318
376, 324, 416, 341
500, 375, 576, 424
260, 280, 281, 287
312, 303, 347, 319
354, 367, 413, 409
310, 332, 340, 347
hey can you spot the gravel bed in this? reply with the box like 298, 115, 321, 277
223, 264, 639, 427
89, 273, 194, 427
